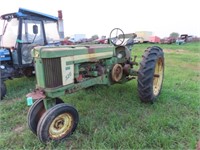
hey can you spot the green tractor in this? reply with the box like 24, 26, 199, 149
26, 28, 164, 143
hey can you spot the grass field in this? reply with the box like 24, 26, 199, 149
0, 42, 200, 149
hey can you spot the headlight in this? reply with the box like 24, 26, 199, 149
117, 53, 123, 59
117, 51, 125, 59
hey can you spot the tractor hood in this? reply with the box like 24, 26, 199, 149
32, 44, 115, 62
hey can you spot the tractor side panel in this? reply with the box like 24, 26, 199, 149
33, 45, 115, 89
61, 57, 74, 86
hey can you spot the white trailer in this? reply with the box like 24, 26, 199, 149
135, 31, 153, 43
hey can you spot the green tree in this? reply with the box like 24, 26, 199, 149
170, 32, 179, 38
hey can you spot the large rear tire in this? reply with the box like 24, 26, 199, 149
137, 46, 164, 103
37, 103, 79, 143
1, 81, 6, 100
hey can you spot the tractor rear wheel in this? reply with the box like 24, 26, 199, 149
27, 98, 64, 135
1, 81, 6, 100
137, 46, 164, 103
37, 103, 79, 143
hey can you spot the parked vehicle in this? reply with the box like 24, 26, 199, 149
26, 28, 164, 143
135, 31, 152, 43
69, 34, 86, 43
61, 39, 74, 45
0, 8, 64, 99
176, 34, 193, 45
94, 36, 107, 44
149, 36, 160, 43
134, 37, 144, 43
94, 38, 107, 44
161, 37, 176, 44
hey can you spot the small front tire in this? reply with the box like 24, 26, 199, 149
37, 103, 79, 143
27, 98, 64, 135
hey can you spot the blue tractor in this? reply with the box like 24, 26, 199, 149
0, 8, 64, 99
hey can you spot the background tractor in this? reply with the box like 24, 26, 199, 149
26, 28, 164, 143
0, 8, 64, 99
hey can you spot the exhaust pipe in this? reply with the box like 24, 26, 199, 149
58, 10, 64, 39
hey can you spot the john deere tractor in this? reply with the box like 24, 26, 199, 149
26, 28, 164, 143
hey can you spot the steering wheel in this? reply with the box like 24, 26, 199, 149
109, 28, 125, 46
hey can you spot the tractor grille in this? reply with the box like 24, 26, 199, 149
43, 58, 62, 88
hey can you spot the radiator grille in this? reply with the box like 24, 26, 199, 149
43, 58, 62, 88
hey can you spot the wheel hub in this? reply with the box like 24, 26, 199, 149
49, 113, 73, 139
111, 64, 123, 82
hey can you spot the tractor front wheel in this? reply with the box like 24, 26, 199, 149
37, 103, 79, 143
1, 81, 6, 100
137, 46, 164, 103
27, 98, 64, 135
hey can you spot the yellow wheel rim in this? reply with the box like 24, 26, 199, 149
112, 64, 123, 82
49, 113, 73, 139
153, 58, 164, 96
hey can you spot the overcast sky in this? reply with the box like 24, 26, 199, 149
0, 0, 199, 38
